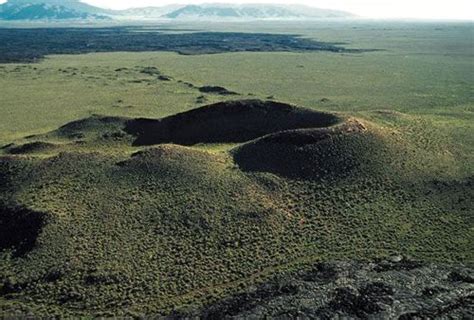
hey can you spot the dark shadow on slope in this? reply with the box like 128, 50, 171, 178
0, 205, 46, 257
169, 280, 299, 319
125, 100, 341, 146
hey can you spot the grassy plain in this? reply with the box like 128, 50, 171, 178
0, 22, 472, 144
0, 21, 473, 317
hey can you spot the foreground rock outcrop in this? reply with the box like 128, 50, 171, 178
170, 258, 474, 319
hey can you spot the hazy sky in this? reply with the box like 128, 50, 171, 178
1, 1, 473, 20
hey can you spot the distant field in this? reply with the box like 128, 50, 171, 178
0, 21, 472, 171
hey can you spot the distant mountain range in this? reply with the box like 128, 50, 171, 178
0, 0, 111, 20
117, 5, 188, 20
0, 0, 355, 21
163, 4, 352, 19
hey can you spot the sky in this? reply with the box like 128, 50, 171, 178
1, 1, 473, 20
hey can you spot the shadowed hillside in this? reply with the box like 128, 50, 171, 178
0, 205, 46, 257
232, 119, 384, 180
125, 100, 341, 146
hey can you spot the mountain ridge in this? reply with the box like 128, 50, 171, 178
0, 0, 355, 21
164, 4, 353, 19
0, 0, 110, 20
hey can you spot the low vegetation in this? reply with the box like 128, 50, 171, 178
0, 21, 472, 317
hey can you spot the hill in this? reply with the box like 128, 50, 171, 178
232, 118, 373, 180
125, 100, 341, 146
0, 99, 472, 317
0, 0, 109, 20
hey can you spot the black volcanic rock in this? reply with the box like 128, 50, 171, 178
169, 260, 474, 319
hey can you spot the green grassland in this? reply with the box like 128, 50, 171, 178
0, 22, 472, 144
0, 21, 473, 317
